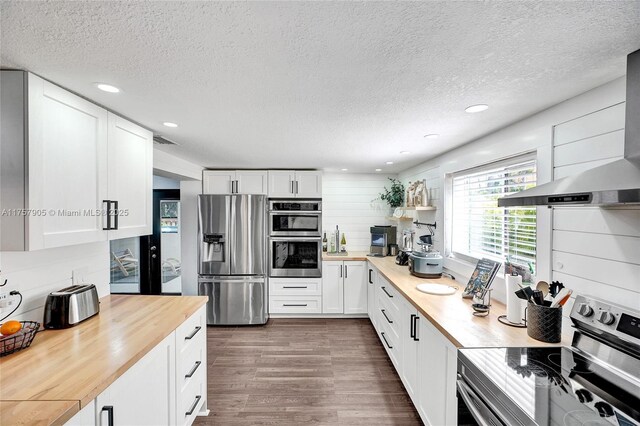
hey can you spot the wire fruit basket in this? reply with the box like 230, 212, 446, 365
0, 321, 39, 357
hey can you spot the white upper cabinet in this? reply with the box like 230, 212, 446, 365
27, 73, 109, 250
268, 170, 322, 198
203, 170, 267, 194
0, 71, 153, 250
107, 113, 153, 240
295, 171, 322, 198
267, 170, 296, 198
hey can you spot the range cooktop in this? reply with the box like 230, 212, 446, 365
458, 345, 640, 426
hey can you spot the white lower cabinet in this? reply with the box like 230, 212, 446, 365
399, 297, 420, 402
65, 400, 96, 426
367, 264, 378, 330
368, 265, 457, 426
417, 316, 458, 425
66, 305, 207, 426
321, 261, 367, 314
96, 332, 176, 426
269, 278, 323, 314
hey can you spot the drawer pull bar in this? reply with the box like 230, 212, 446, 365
185, 395, 202, 416
381, 286, 394, 298
283, 303, 308, 307
381, 332, 393, 349
282, 286, 308, 289
413, 315, 420, 342
185, 326, 202, 340
185, 360, 202, 378
381, 309, 393, 324
101, 405, 114, 426
368, 269, 373, 284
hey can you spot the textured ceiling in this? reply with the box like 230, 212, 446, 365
2, 1, 640, 173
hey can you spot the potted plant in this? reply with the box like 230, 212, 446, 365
378, 178, 405, 208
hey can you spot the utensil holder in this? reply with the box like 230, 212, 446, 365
525, 302, 562, 343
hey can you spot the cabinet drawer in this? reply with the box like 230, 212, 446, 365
269, 295, 322, 313
377, 296, 400, 340
177, 340, 205, 392
176, 306, 206, 354
377, 279, 400, 314
269, 278, 322, 296
178, 366, 206, 426
378, 320, 399, 369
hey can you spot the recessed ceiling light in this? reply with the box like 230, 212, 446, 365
375, 169, 382, 172
465, 104, 489, 113
95, 83, 120, 93
386, 161, 394, 165
400, 151, 411, 155
341, 168, 348, 171
163, 122, 178, 128
423, 134, 439, 139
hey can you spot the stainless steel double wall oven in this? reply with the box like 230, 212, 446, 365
268, 200, 322, 278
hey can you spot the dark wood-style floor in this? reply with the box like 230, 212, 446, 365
193, 318, 423, 425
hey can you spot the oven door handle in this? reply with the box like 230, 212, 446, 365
269, 237, 322, 242
457, 379, 504, 426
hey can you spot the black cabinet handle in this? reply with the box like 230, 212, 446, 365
410, 314, 416, 339
111, 200, 119, 230
413, 315, 420, 341
283, 303, 308, 307
102, 200, 112, 230
185, 360, 202, 378
291, 181, 295, 194
185, 326, 201, 340
101, 405, 114, 426
345, 265, 348, 279
382, 286, 393, 298
283, 286, 308, 289
381, 309, 393, 324
340, 265, 343, 278
368, 269, 373, 284
185, 395, 202, 416
381, 332, 393, 349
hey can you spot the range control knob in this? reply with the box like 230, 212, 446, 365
597, 311, 616, 325
577, 303, 594, 317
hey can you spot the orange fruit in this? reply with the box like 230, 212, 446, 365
0, 320, 22, 336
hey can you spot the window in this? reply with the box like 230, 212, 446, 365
451, 155, 537, 269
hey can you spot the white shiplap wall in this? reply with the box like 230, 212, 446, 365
552, 104, 640, 314
398, 77, 640, 313
322, 173, 398, 251
0, 242, 110, 322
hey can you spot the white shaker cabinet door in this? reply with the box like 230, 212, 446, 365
107, 113, 153, 239
367, 264, 378, 330
343, 261, 367, 314
27, 74, 108, 250
294, 171, 322, 198
96, 332, 176, 426
322, 261, 344, 314
202, 171, 235, 194
267, 170, 295, 198
399, 297, 419, 402
236, 170, 268, 194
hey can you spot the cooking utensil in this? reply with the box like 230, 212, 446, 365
549, 281, 565, 297
532, 290, 545, 305
550, 288, 573, 308
536, 281, 550, 298
515, 286, 534, 301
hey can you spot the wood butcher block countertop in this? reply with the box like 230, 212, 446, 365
325, 251, 571, 348
0, 295, 207, 425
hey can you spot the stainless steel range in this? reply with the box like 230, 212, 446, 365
457, 295, 640, 425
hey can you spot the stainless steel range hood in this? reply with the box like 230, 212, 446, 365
499, 48, 640, 207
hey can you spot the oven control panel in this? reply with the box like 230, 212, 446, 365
571, 295, 640, 346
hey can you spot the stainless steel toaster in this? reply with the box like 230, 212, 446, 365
43, 284, 100, 329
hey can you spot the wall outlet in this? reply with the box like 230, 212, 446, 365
72, 267, 88, 285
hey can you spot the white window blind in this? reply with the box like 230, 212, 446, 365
451, 156, 537, 269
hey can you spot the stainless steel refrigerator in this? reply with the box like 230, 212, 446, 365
197, 194, 268, 325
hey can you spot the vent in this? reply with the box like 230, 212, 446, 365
153, 135, 179, 145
